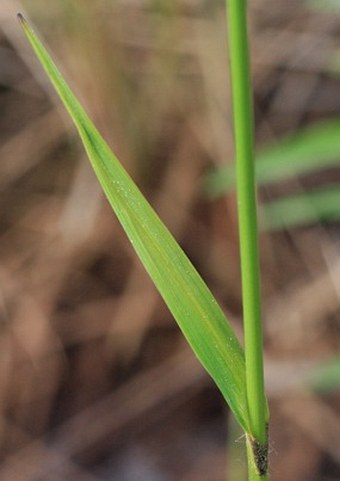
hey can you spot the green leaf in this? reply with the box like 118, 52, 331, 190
308, 356, 340, 393
261, 186, 340, 231
306, 0, 340, 11
205, 120, 340, 198
18, 14, 250, 432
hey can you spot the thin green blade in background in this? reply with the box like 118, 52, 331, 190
306, 0, 340, 11
18, 15, 250, 433
308, 356, 340, 393
261, 186, 340, 231
205, 119, 340, 198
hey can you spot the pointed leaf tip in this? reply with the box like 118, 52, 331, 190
17, 13, 29, 30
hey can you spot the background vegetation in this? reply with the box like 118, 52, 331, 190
0, 0, 339, 480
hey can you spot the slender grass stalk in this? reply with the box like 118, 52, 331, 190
226, 1, 269, 480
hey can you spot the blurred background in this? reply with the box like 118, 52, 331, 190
0, 0, 340, 480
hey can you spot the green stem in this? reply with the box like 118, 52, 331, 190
226, 0, 268, 479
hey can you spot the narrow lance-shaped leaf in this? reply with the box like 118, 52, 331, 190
18, 15, 250, 433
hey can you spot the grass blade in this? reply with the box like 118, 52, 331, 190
306, 0, 340, 11
206, 119, 340, 198
18, 14, 250, 433
261, 186, 340, 231
309, 356, 340, 393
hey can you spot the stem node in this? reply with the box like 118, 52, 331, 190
247, 431, 269, 477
